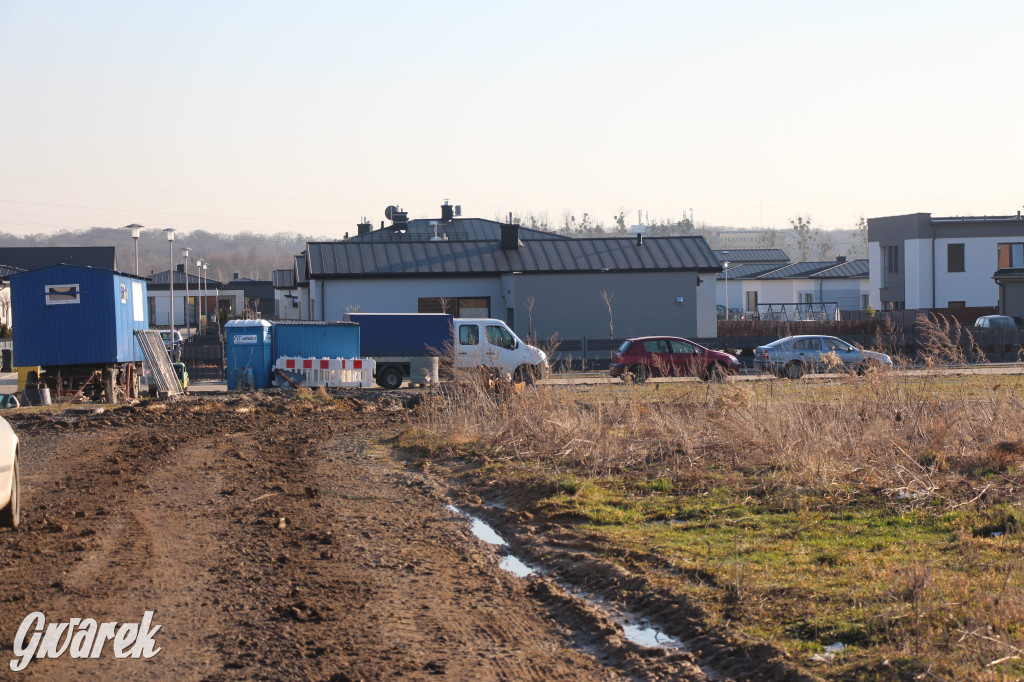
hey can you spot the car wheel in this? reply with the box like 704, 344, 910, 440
0, 453, 19, 529
857, 359, 881, 376
627, 364, 650, 384
784, 362, 804, 380
703, 363, 728, 382
378, 368, 404, 390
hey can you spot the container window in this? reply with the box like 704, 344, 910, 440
45, 284, 80, 305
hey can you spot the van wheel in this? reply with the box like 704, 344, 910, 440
513, 365, 537, 385
378, 368, 404, 390
627, 365, 650, 384
0, 454, 19, 529
784, 362, 804, 380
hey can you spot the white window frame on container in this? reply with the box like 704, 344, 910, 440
45, 283, 80, 305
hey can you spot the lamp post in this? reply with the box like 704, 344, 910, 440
181, 247, 191, 336
202, 262, 209, 329
164, 229, 175, 351
723, 261, 731, 321
195, 258, 203, 333
126, 224, 143, 276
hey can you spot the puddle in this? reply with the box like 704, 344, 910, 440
446, 504, 705, 665
447, 505, 536, 577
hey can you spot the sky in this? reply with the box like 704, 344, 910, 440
1, 1, 1022, 240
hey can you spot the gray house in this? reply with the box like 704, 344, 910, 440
868, 212, 1024, 311
301, 209, 722, 346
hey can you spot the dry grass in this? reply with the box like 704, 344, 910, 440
410, 317, 1024, 678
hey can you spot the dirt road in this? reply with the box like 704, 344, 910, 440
0, 392, 721, 681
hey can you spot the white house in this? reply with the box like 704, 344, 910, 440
721, 258, 869, 319
867, 212, 1024, 311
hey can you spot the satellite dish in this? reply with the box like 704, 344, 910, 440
385, 205, 398, 221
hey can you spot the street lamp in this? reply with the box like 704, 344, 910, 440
195, 258, 203, 333
180, 247, 191, 336
721, 251, 730, 321
164, 229, 175, 350
202, 262, 209, 329
126, 224, 143, 276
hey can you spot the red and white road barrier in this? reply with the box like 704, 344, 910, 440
275, 356, 376, 389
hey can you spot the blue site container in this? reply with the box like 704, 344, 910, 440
10, 265, 149, 367
225, 319, 273, 390
272, 321, 359, 361
342, 313, 453, 357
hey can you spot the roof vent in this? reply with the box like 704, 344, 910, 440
836, 255, 847, 263
636, 233, 643, 247
441, 200, 454, 222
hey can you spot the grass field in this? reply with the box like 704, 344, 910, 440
401, 357, 1024, 680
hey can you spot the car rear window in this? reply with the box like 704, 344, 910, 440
642, 339, 670, 353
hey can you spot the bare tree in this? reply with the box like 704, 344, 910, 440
601, 290, 614, 359
523, 297, 536, 342
789, 215, 815, 261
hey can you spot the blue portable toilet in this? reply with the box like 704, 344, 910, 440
225, 319, 273, 390
272, 321, 359, 362
10, 264, 149, 367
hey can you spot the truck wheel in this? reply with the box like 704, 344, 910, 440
0, 453, 19, 529
378, 368, 403, 390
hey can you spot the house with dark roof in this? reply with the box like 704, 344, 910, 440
272, 252, 310, 320
148, 266, 223, 330
300, 204, 724, 342
722, 257, 869, 319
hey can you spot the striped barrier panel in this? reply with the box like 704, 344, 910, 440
275, 356, 376, 389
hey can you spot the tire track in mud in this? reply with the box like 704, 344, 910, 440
1, 395, 714, 681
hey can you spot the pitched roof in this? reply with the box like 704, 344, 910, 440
347, 218, 566, 243
811, 259, 869, 278
0, 246, 116, 271
756, 261, 849, 280
294, 253, 308, 285
0, 265, 26, 280
306, 235, 720, 278
149, 269, 223, 287
272, 269, 295, 288
716, 263, 785, 280
714, 248, 790, 264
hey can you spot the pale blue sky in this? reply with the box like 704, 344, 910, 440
1, 1, 1021, 238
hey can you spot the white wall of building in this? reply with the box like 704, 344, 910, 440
868, 242, 882, 309
934, 236, 1001, 307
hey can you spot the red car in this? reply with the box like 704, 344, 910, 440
609, 336, 741, 383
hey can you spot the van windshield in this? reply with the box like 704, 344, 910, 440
485, 325, 517, 350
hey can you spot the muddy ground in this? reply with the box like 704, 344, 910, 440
0, 391, 810, 681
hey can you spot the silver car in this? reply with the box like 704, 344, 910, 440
0, 415, 20, 528
754, 335, 892, 379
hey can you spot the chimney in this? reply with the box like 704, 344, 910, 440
357, 221, 372, 235
636, 233, 643, 247
233, 272, 239, 280
500, 223, 520, 250
836, 255, 847, 263
176, 263, 184, 272
441, 201, 454, 222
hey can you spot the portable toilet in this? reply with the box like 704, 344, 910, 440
272, 321, 359, 363
225, 319, 273, 390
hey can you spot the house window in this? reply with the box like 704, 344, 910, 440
45, 284, 80, 305
948, 301, 966, 308
884, 245, 900, 273
745, 291, 758, 312
947, 243, 965, 272
418, 297, 490, 317
800, 293, 814, 304
883, 300, 905, 311
861, 294, 870, 309
997, 242, 1024, 268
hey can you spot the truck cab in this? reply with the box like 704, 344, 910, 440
453, 318, 547, 383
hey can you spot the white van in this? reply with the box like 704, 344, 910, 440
452, 318, 547, 383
